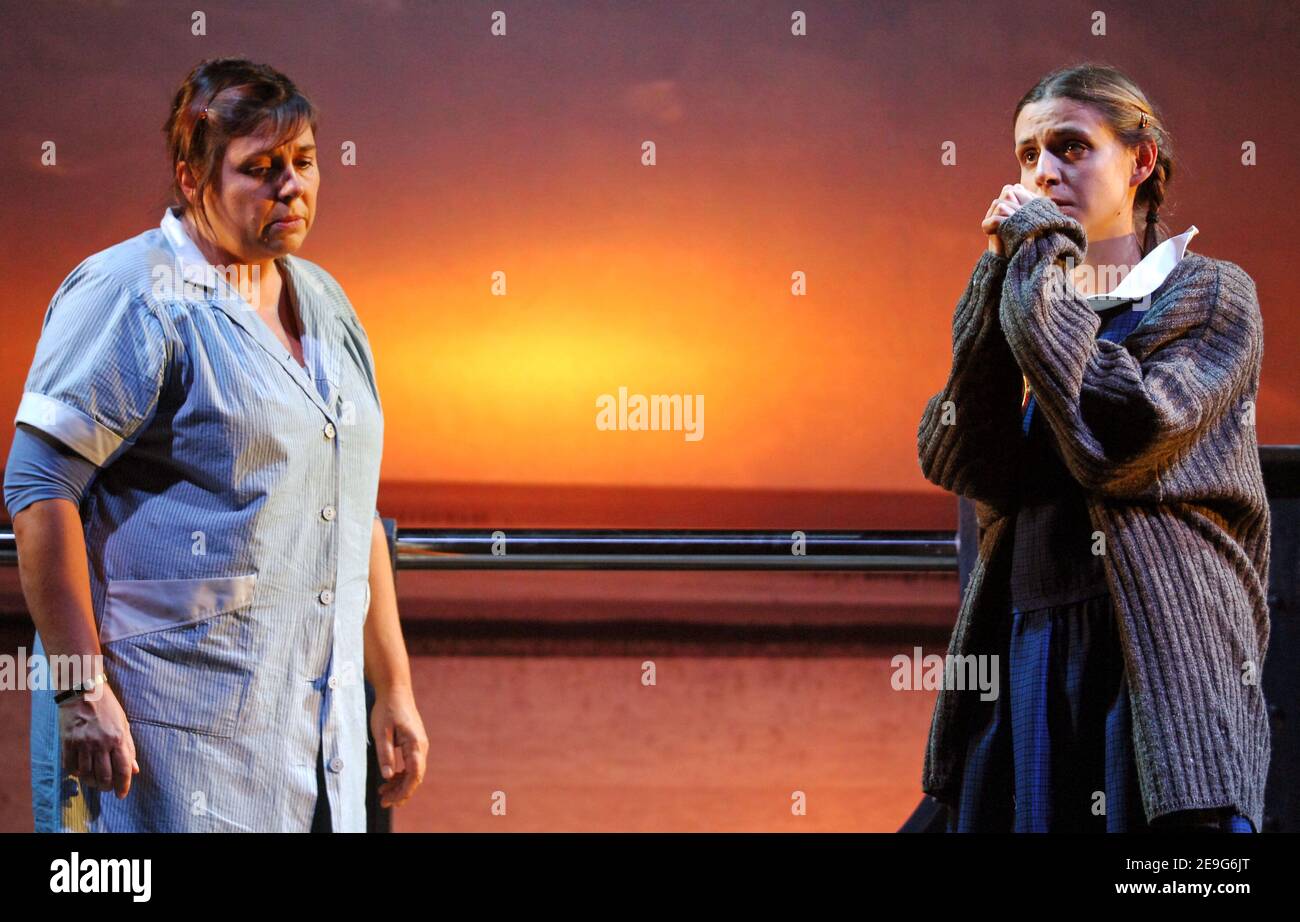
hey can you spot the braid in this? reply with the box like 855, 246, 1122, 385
1143, 204, 1160, 257
1137, 111, 1172, 258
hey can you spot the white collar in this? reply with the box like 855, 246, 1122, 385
159, 206, 276, 305
160, 206, 223, 293
1085, 225, 1199, 311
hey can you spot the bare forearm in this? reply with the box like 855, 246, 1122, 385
363, 515, 412, 695
12, 498, 101, 661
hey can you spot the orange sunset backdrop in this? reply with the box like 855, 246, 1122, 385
2, 0, 1297, 521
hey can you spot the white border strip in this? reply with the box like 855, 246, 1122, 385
14, 391, 123, 467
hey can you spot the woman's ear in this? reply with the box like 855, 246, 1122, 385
175, 160, 198, 206
1131, 138, 1158, 188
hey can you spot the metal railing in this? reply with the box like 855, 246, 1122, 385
390, 529, 957, 571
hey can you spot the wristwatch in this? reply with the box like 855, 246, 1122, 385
54, 672, 109, 706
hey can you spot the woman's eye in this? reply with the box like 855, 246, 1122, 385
248, 161, 312, 178
1021, 141, 1085, 165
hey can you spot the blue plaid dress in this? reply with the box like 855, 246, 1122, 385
947, 301, 1256, 833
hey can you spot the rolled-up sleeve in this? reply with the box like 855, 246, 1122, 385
14, 264, 168, 468
3, 424, 99, 519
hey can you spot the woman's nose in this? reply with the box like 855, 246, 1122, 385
277, 164, 306, 198
1034, 151, 1061, 188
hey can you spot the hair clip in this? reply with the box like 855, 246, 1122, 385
1139, 112, 1148, 129
198, 107, 209, 121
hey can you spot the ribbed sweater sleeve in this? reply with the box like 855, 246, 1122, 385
917, 249, 1026, 514
995, 196, 1263, 500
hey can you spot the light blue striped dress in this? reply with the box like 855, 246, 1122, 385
18, 206, 384, 831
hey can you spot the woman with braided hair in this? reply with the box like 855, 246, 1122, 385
917, 62, 1270, 832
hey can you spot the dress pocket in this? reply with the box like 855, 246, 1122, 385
99, 573, 258, 739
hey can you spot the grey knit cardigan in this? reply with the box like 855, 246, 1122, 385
917, 195, 1271, 831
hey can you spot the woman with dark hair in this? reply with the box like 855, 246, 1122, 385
4, 58, 427, 832
917, 62, 1269, 832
